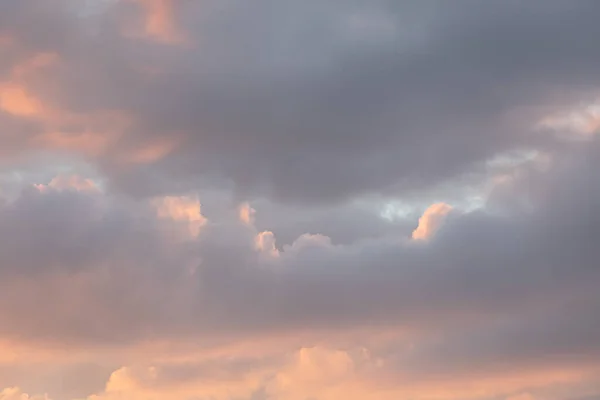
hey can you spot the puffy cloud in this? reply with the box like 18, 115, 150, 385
255, 230, 279, 258
34, 174, 98, 193
0, 387, 50, 400
24, 342, 595, 400
153, 195, 206, 237
238, 202, 256, 225
411, 202, 453, 240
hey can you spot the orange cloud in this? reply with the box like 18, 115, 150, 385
87, 363, 267, 400
153, 195, 206, 237
506, 393, 536, 400
134, 0, 185, 44
278, 346, 356, 387
121, 136, 179, 165
0, 83, 44, 117
0, 52, 59, 117
411, 202, 452, 240
537, 100, 600, 138
238, 202, 256, 225
255, 230, 279, 257
31, 130, 119, 158
0, 336, 597, 400
0, 387, 50, 400
11, 52, 59, 79
34, 175, 99, 193
0, 52, 131, 159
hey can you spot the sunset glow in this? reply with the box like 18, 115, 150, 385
1, 1, 600, 400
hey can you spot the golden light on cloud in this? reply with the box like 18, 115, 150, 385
0, 83, 43, 117
0, 52, 130, 160
505, 393, 536, 400
83, 356, 271, 400
412, 202, 453, 240
154, 195, 206, 237
0, 52, 58, 117
238, 202, 256, 225
31, 131, 117, 157
1, 3, 600, 400
255, 230, 279, 257
11, 52, 59, 79
0, 387, 49, 400
292, 347, 355, 383
537, 100, 600, 138
101, 367, 141, 394
34, 175, 99, 193
123, 136, 179, 165
285, 233, 332, 252
135, 0, 185, 44
27, 109, 132, 157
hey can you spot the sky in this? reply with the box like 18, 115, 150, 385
1, 1, 600, 399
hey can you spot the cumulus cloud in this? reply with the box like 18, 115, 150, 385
34, 174, 98, 193
0, 387, 49, 400
238, 202, 256, 225
537, 99, 600, 139
411, 202, 453, 240
152, 195, 206, 237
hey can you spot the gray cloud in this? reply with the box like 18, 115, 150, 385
2, 0, 600, 203
2, 1, 600, 396
0, 137, 598, 382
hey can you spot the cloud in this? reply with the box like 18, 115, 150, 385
506, 394, 536, 400
255, 230, 279, 258
2, 114, 600, 400
0, 387, 50, 400
152, 195, 206, 237
0, 83, 44, 117
2, 2, 600, 399
131, 0, 185, 44
0, 140, 599, 357
238, 202, 256, 225
411, 202, 453, 240
537, 99, 600, 139
34, 174, 98, 193
2, 1, 600, 202
17, 342, 595, 400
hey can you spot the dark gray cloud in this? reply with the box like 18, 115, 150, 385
2, 0, 600, 203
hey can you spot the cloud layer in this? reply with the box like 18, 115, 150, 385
1, 1, 600, 399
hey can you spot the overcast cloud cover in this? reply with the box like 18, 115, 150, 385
1, 1, 600, 399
